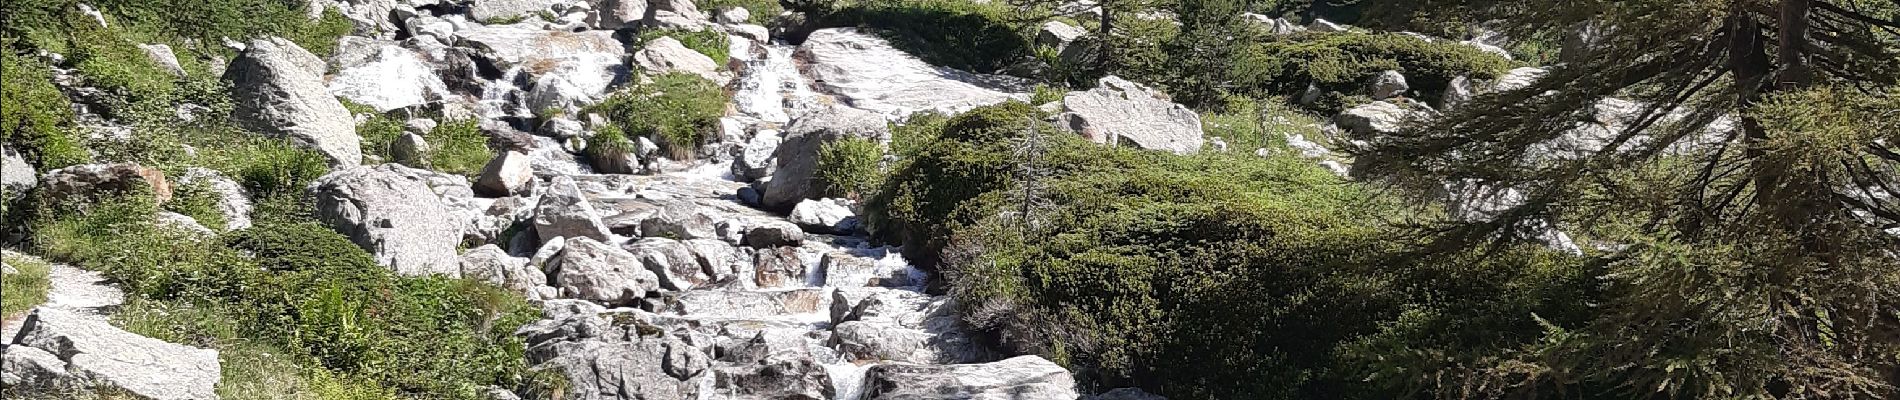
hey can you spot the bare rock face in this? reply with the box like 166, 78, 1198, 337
1058, 76, 1205, 154
634, 36, 722, 83
6, 308, 222, 400
858, 356, 1079, 400
327, 44, 452, 112
517, 308, 705, 400
1, 145, 36, 204
551, 236, 660, 306
40, 163, 172, 204
795, 28, 1033, 119
225, 37, 362, 166
475, 150, 535, 197
533, 175, 614, 243
308, 164, 464, 276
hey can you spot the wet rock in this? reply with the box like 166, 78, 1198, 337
712, 330, 834, 399
818, 251, 911, 288
226, 37, 361, 166
329, 44, 452, 113
309, 164, 465, 276
795, 28, 1032, 119
731, 129, 780, 181
858, 356, 1078, 400
659, 289, 831, 319
741, 220, 804, 248
1058, 76, 1204, 154
750, 246, 806, 288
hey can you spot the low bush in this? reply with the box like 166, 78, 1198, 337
1199, 96, 1328, 154
352, 104, 492, 177
815, 136, 883, 199
32, 192, 548, 399
867, 101, 1593, 399
1, 43, 88, 170
583, 124, 638, 174
1236, 31, 1513, 108
1, 252, 53, 318
590, 72, 726, 160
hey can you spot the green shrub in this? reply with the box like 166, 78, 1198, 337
1, 252, 53, 318
802, 0, 1032, 73
816, 136, 883, 199
584, 124, 638, 174
1, 43, 88, 169
164, 180, 229, 231
422, 120, 493, 177
1237, 31, 1514, 109
888, 110, 949, 161
637, 29, 732, 66
866, 101, 1593, 399
589, 73, 726, 160
1200, 96, 1328, 154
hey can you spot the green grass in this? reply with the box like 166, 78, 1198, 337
1, 252, 53, 318
588, 73, 727, 161
1200, 96, 1328, 154
700, 0, 785, 25
637, 29, 732, 66
799, 0, 1034, 73
351, 103, 493, 177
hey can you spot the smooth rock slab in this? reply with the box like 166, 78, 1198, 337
226, 37, 361, 166
308, 164, 464, 276
859, 356, 1078, 400
795, 28, 1032, 119
10, 308, 221, 400
1059, 76, 1204, 154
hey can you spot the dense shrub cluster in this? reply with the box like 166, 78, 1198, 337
866, 102, 1593, 399
815, 136, 883, 199
353, 105, 493, 177
590, 72, 727, 160
32, 194, 548, 398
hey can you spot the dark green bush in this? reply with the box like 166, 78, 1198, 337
1236, 31, 1513, 107
589, 73, 726, 160
866, 101, 1593, 399
801, 0, 1032, 73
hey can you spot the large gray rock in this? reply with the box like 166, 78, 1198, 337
519, 311, 704, 400
795, 28, 1033, 119
550, 236, 660, 306
226, 37, 362, 166
788, 198, 857, 234
741, 220, 803, 249
1369, 70, 1409, 99
41, 163, 173, 204
750, 246, 806, 288
1, 345, 71, 389
730, 129, 780, 181
308, 164, 464, 276
1058, 76, 1204, 154
8, 308, 221, 400
1037, 20, 1088, 51
759, 105, 889, 211
475, 150, 535, 197
1334, 100, 1428, 139
627, 237, 711, 291
586, 0, 647, 29
533, 175, 614, 243
175, 168, 253, 231
460, 244, 547, 296
470, 0, 566, 22
858, 356, 1078, 400
2, 145, 38, 203
634, 36, 722, 83
138, 43, 186, 76
327, 44, 451, 112
712, 330, 834, 399
639, 201, 719, 240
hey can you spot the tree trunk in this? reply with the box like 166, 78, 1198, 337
1726, 12, 1782, 210
1777, 0, 1814, 89
1097, 0, 1115, 71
